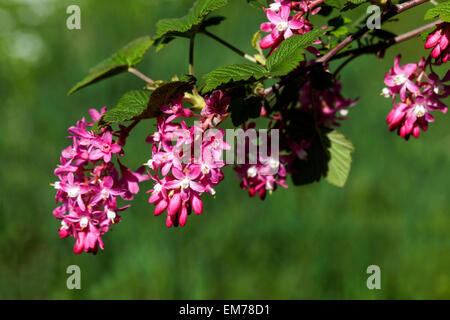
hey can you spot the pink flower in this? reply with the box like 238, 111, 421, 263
90, 131, 122, 163
386, 96, 436, 139
384, 55, 420, 102
260, 5, 304, 50
52, 108, 146, 254
145, 94, 230, 227
160, 95, 194, 123
424, 23, 450, 65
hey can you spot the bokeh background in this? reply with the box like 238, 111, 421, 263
0, 0, 449, 299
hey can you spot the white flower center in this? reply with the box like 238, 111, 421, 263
201, 163, 210, 174
247, 166, 258, 178
106, 209, 116, 221
393, 74, 407, 85
340, 109, 349, 116
276, 20, 289, 31
433, 84, 444, 95
80, 216, 89, 229
381, 87, 391, 98
146, 159, 154, 167
53, 181, 61, 190
269, 2, 282, 12
67, 186, 80, 198
153, 132, 161, 142
266, 180, 274, 191
101, 188, 110, 199
61, 220, 68, 229
153, 183, 162, 193
180, 178, 190, 190
208, 187, 216, 196
268, 158, 279, 170
414, 104, 426, 117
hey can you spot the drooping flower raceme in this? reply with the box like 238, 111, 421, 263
146, 92, 231, 227
52, 108, 148, 254
383, 55, 449, 139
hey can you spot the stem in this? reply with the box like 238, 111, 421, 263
202, 30, 259, 64
116, 119, 140, 147
128, 67, 154, 84
317, 0, 430, 64
331, 19, 443, 61
189, 36, 195, 76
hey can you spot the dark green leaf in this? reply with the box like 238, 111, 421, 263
154, 0, 228, 46
68, 36, 153, 95
145, 77, 196, 118
310, 65, 334, 90
229, 96, 262, 126
371, 29, 397, 40
326, 130, 355, 187
424, 2, 450, 22
201, 64, 267, 93
291, 130, 331, 186
201, 15, 226, 28
101, 91, 151, 125
266, 28, 326, 76
98, 77, 196, 127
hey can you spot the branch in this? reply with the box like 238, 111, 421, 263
317, 0, 431, 64
128, 67, 154, 84
331, 19, 443, 61
202, 30, 259, 64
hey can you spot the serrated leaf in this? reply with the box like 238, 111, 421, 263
98, 78, 196, 127
266, 28, 326, 76
145, 77, 196, 118
201, 64, 267, 93
154, 0, 228, 45
326, 130, 354, 187
425, 1, 450, 22
101, 91, 151, 125
68, 36, 153, 95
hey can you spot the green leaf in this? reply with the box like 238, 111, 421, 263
425, 1, 450, 22
229, 96, 262, 126
292, 130, 331, 186
146, 77, 196, 118
68, 36, 153, 95
154, 0, 228, 45
326, 130, 355, 187
98, 77, 196, 127
101, 91, 151, 125
266, 28, 326, 76
201, 64, 267, 93
289, 112, 331, 186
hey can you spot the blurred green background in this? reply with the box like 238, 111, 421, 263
0, 0, 449, 299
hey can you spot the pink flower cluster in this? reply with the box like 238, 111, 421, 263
146, 92, 230, 227
233, 123, 288, 200
383, 55, 449, 139
299, 80, 357, 127
259, 0, 323, 54
52, 108, 148, 254
425, 23, 450, 65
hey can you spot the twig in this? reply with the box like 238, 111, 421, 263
317, 0, 430, 64
331, 19, 443, 61
202, 30, 259, 64
128, 67, 154, 84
